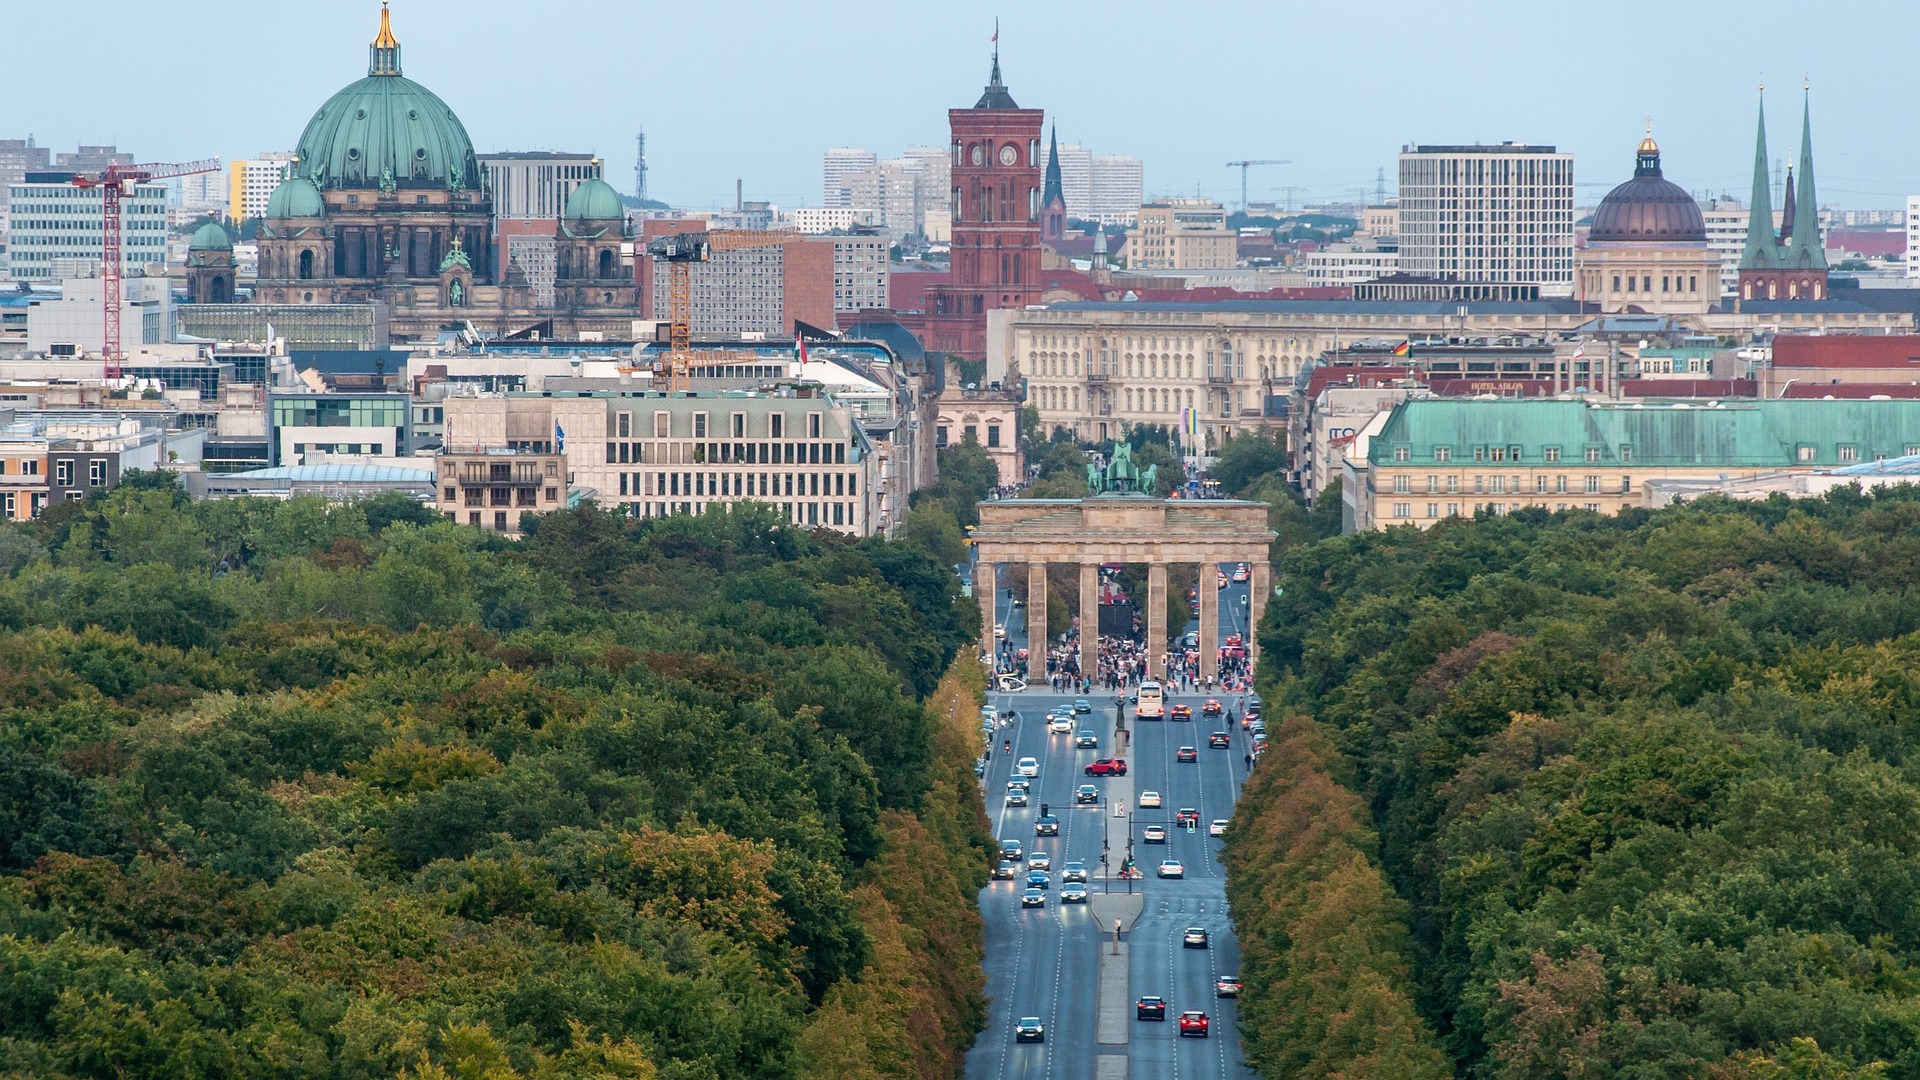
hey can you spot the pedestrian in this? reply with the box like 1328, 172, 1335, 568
1243, 751, 1252, 771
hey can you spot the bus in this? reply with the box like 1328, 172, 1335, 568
1136, 680, 1165, 718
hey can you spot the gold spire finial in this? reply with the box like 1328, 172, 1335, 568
373, 2, 398, 49
1638, 117, 1658, 155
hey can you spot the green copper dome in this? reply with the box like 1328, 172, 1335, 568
292, 6, 482, 194
564, 178, 623, 222
264, 176, 326, 219
188, 220, 233, 251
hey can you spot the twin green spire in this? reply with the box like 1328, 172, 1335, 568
1740, 88, 1827, 272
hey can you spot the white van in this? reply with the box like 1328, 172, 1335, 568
1017, 756, 1040, 778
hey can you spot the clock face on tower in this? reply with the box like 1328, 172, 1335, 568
970, 144, 984, 166
999, 144, 1018, 166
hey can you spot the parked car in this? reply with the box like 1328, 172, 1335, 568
1138, 790, 1163, 809
1084, 758, 1127, 776
1136, 996, 1167, 1020
1216, 975, 1242, 998
1176, 746, 1198, 763
1178, 1011, 1209, 1037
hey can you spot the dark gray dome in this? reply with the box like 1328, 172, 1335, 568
1588, 136, 1706, 244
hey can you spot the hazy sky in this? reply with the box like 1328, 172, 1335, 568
9, 0, 1918, 211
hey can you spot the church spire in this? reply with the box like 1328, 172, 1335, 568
1043, 126, 1065, 209
369, 2, 402, 76
975, 21, 1018, 109
1739, 88, 1777, 271
1790, 85, 1827, 269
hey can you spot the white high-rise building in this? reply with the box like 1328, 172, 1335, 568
823, 148, 877, 208
901, 146, 951, 220
1397, 143, 1574, 295
6, 177, 167, 281
1702, 196, 1751, 297
227, 153, 296, 223
1090, 154, 1144, 225
1907, 196, 1920, 279
1057, 142, 1094, 219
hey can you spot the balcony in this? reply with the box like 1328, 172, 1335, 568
1207, 374, 1233, 385
1085, 372, 1109, 383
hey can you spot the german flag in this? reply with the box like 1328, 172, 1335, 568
1391, 340, 1412, 357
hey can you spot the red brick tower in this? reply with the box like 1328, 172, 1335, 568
925, 44, 1044, 360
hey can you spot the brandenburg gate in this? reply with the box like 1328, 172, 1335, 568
972, 452, 1275, 685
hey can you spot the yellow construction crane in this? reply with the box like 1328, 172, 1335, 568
647, 228, 801, 392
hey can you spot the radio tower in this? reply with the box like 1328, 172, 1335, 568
634, 129, 649, 202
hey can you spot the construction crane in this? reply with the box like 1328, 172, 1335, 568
646, 228, 800, 391
1224, 159, 1292, 214
69, 159, 219, 379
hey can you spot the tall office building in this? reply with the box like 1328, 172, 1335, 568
1090, 154, 1144, 225
823, 148, 877, 208
228, 153, 297, 222
901, 145, 952, 221
1397, 143, 1575, 294
1131, 198, 1234, 270
0, 139, 51, 231
6, 174, 167, 281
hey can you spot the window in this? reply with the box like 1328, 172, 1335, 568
1393, 446, 1410, 462
1585, 475, 1600, 493
1426, 475, 1438, 493
987, 425, 1001, 448
1434, 447, 1451, 463
1621, 476, 1632, 493
88, 461, 104, 487
617, 411, 632, 438
1427, 503, 1438, 518
693, 412, 708, 438
770, 413, 785, 438
1619, 445, 1631, 463
1474, 446, 1486, 462
1489, 447, 1505, 463
1509, 446, 1523, 461
1393, 475, 1410, 494
1556, 475, 1568, 494
1585, 447, 1601, 463
1544, 447, 1561, 463
55, 460, 71, 486
731, 412, 746, 438
1838, 445, 1858, 463
808, 412, 823, 439
1797, 445, 1816, 463
654, 411, 671, 438
1535, 476, 1549, 493
1392, 503, 1411, 519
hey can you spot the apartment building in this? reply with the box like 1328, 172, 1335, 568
830, 228, 889, 317
1130, 199, 1234, 270
434, 450, 568, 534
227, 154, 296, 223
443, 391, 883, 534
1397, 143, 1574, 294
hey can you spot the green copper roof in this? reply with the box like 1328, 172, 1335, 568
1370, 398, 1920, 469
188, 220, 233, 251
265, 176, 325, 219
564, 178, 623, 222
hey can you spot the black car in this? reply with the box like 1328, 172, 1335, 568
1136, 995, 1167, 1020
1075, 730, 1099, 748
1208, 731, 1231, 748
1015, 1016, 1045, 1042
1035, 815, 1060, 836
1176, 746, 1198, 763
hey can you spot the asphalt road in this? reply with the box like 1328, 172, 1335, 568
967, 563, 1259, 1080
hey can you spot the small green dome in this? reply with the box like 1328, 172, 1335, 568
564, 178, 624, 222
189, 220, 233, 251
265, 176, 326, 219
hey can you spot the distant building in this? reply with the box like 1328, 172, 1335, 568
1397, 142, 1575, 295
1130, 198, 1234, 270
24, 275, 173, 354
1299, 246, 1400, 286
1349, 397, 1920, 531
0, 138, 51, 236
6, 174, 167, 281
643, 234, 835, 338
829, 228, 890, 317
1576, 131, 1717, 315
1737, 92, 1829, 302
793, 207, 875, 234
227, 153, 296, 223
1905, 196, 1920, 279
434, 449, 568, 534
480, 151, 604, 307
1089, 154, 1144, 225
823, 148, 878, 208
1701, 197, 1749, 298
267, 391, 411, 466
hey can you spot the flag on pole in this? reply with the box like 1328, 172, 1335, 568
554, 423, 566, 452
1571, 344, 1586, 360
794, 331, 809, 365
1391, 340, 1411, 357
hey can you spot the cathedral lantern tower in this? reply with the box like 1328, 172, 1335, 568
924, 36, 1045, 360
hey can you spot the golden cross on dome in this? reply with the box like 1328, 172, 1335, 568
373, 2, 399, 50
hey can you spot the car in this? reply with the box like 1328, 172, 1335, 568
1007, 778, 1030, 792
1209, 731, 1231, 748
1158, 859, 1185, 878
1179, 1011, 1210, 1037
980, 704, 997, 721
1017, 756, 1040, 777
1216, 975, 1242, 998
1075, 730, 1099, 748
994, 623, 1006, 638
1209, 819, 1230, 837
1138, 790, 1163, 809
974, 758, 987, 778
1234, 563, 1250, 582
1027, 851, 1051, 870
1202, 698, 1223, 717
1073, 698, 1092, 714
1182, 630, 1200, 648
1061, 883, 1088, 902
1183, 926, 1209, 948
1136, 996, 1167, 1020
1061, 861, 1088, 883
1047, 715, 1074, 734
1084, 758, 1128, 776
1025, 870, 1050, 889
999, 839, 1023, 861
1021, 888, 1045, 908
995, 674, 1028, 692
1075, 783, 1100, 804
1143, 824, 1168, 843
1169, 703, 1193, 721
1035, 814, 1060, 836
1217, 571, 1228, 589
1176, 746, 1199, 763
1175, 808, 1200, 827
1005, 789, 1029, 807
1015, 1016, 1045, 1042
993, 860, 1018, 879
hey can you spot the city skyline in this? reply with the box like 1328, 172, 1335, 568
9, 0, 1920, 212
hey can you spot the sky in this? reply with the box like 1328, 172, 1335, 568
7, 0, 1919, 212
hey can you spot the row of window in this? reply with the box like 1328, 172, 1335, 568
607, 440, 847, 466
1402, 442, 1920, 465
936, 424, 1002, 448
614, 410, 824, 440
615, 470, 857, 500
1391, 502, 1602, 519
446, 486, 559, 508
1392, 474, 1626, 495
619, 499, 858, 528
0, 459, 105, 486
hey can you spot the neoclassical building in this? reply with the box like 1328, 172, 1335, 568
1576, 131, 1717, 315
247, 4, 638, 341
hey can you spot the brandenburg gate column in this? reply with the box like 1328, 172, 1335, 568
1146, 562, 1168, 680
1027, 562, 1049, 686
977, 558, 997, 664
1249, 559, 1271, 669
1198, 558, 1220, 681
1079, 563, 1099, 687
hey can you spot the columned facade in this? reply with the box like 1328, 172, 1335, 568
973, 494, 1274, 682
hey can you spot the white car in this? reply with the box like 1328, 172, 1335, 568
1047, 715, 1074, 734
1158, 859, 1186, 879
1027, 850, 1051, 870
1138, 790, 1163, 809
1209, 819, 1229, 837
1017, 756, 1040, 778
981, 705, 997, 721
994, 622, 1006, 638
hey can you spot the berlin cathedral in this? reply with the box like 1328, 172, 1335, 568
241, 5, 639, 341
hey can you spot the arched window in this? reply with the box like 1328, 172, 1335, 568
298, 249, 314, 279
210, 275, 230, 303
598, 249, 615, 279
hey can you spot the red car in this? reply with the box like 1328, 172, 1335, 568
1179, 1011, 1210, 1037
1084, 758, 1128, 776
1169, 703, 1193, 721
1202, 699, 1223, 717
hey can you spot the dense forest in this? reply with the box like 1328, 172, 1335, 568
0, 476, 993, 1080
1235, 486, 1920, 1078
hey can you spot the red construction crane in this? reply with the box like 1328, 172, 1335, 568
69, 159, 219, 379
